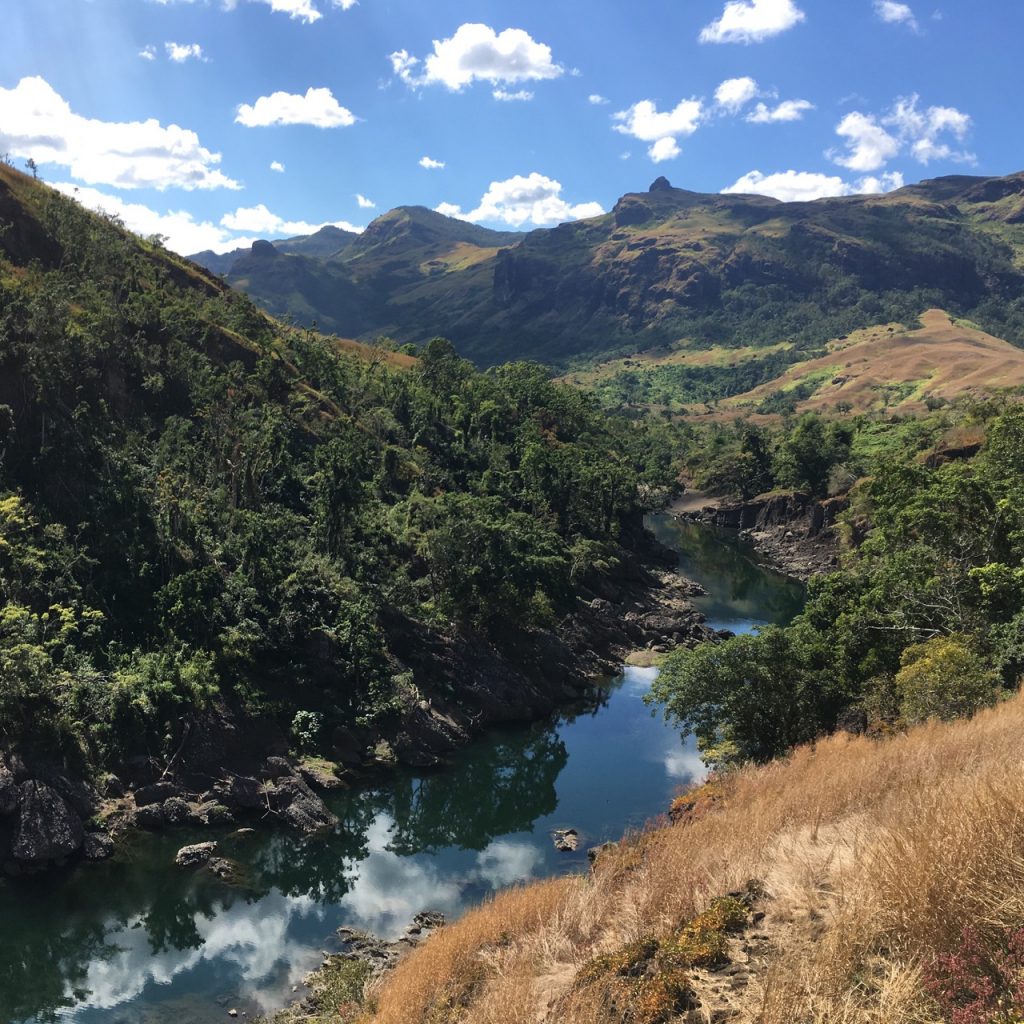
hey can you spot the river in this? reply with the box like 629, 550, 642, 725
0, 516, 803, 1024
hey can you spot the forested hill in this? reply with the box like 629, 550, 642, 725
191, 172, 1024, 368
0, 164, 677, 788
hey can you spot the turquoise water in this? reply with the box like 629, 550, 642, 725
0, 517, 803, 1024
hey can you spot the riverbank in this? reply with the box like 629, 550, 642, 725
0, 525, 718, 879
676, 489, 845, 581
0, 518, 807, 1022
339, 690, 1024, 1024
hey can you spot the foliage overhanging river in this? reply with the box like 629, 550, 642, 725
1, 516, 804, 1024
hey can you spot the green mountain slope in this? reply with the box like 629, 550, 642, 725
0, 165, 679, 808
195, 173, 1024, 369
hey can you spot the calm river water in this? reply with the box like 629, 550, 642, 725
1, 516, 803, 1024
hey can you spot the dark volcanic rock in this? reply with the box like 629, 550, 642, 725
12, 781, 84, 863
134, 803, 166, 830
162, 796, 192, 825
134, 781, 182, 807
83, 832, 115, 860
267, 775, 338, 833
0, 760, 18, 815
175, 841, 218, 867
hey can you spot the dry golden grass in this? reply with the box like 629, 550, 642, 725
362, 690, 1024, 1024
715, 309, 1024, 419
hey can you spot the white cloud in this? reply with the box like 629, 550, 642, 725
874, 0, 918, 29
613, 97, 702, 162
356, 193, 376, 208
419, 156, 445, 169
53, 183, 244, 254
746, 98, 814, 122
722, 168, 905, 202
391, 23, 562, 92
255, 0, 322, 22
885, 95, 973, 163
151, 0, 359, 21
0, 76, 238, 191
235, 87, 355, 128
493, 88, 534, 102
270, 160, 285, 172
831, 111, 901, 171
700, 0, 806, 43
139, 45, 157, 60
52, 185, 363, 256
588, 94, 609, 105
830, 95, 973, 171
613, 98, 703, 142
649, 137, 682, 163
438, 172, 604, 228
858, 170, 906, 192
165, 41, 205, 62
715, 76, 759, 112
220, 202, 362, 236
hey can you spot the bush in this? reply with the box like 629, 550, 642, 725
895, 635, 999, 724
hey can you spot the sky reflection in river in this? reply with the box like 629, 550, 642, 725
2, 517, 802, 1024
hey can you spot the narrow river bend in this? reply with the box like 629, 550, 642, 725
1, 517, 803, 1024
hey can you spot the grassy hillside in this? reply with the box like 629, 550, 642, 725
701, 309, 1024, 419
0, 163, 676, 778
201, 172, 1024, 369
295, 689, 1024, 1024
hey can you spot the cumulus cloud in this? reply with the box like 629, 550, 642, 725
437, 172, 604, 228
829, 95, 973, 171
588, 94, 609, 105
874, 0, 918, 29
419, 156, 445, 169
700, 0, 806, 43
165, 41, 205, 62
746, 98, 814, 122
219, 202, 361, 235
493, 88, 534, 102
613, 97, 702, 162
390, 23, 562, 92
885, 95, 972, 162
52, 185, 364, 256
246, 0, 322, 23
831, 111, 901, 171
152, 0, 360, 21
235, 87, 355, 128
722, 168, 905, 202
139, 45, 157, 60
355, 193, 376, 208
0, 76, 238, 191
270, 160, 285, 172
714, 76, 759, 112
649, 137, 682, 163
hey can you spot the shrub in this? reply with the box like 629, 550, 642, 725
894, 635, 999, 724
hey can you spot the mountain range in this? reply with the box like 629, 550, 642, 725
190, 173, 1024, 369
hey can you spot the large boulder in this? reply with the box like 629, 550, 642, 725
0, 759, 19, 815
134, 781, 183, 807
12, 781, 84, 863
266, 776, 338, 833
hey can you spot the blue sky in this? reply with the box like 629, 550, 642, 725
2, 0, 1021, 254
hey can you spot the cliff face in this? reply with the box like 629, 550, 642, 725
687, 490, 848, 580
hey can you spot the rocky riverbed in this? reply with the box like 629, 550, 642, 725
681, 490, 847, 581
0, 531, 716, 878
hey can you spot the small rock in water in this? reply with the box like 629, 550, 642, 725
175, 841, 217, 867
552, 828, 579, 852
227, 1010, 238, 1018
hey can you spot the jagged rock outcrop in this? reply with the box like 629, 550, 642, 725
12, 781, 85, 864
